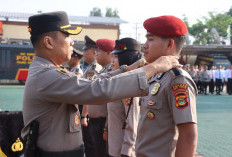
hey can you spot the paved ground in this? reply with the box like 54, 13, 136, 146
1, 85, 232, 157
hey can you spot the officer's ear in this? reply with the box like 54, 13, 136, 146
43, 35, 54, 50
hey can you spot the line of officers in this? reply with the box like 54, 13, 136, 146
66, 35, 144, 157
183, 65, 232, 95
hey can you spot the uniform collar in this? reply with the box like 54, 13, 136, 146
33, 56, 55, 67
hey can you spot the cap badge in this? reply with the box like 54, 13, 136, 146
151, 82, 160, 95
147, 111, 155, 119
28, 26, 32, 33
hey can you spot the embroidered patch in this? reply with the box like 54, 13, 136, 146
147, 111, 155, 119
172, 83, 188, 91
56, 68, 67, 75
74, 113, 80, 126
150, 82, 161, 95
124, 97, 133, 106
174, 90, 189, 109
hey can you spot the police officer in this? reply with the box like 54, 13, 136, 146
135, 16, 198, 157
200, 65, 210, 95
66, 48, 84, 75
107, 38, 142, 157
215, 65, 224, 95
209, 66, 216, 94
21, 11, 181, 157
82, 38, 114, 157
225, 65, 232, 95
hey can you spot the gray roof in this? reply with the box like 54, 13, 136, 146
0, 11, 127, 25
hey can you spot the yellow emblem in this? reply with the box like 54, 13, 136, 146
11, 138, 23, 152
56, 68, 67, 75
0, 147, 7, 157
151, 83, 161, 95
74, 113, 80, 126
147, 111, 155, 119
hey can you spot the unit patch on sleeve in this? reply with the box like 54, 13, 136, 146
172, 83, 188, 91
174, 90, 189, 109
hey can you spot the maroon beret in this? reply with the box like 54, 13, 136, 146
143, 15, 187, 37
96, 39, 115, 52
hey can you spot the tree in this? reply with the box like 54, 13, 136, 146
90, 7, 102, 17
105, 8, 120, 18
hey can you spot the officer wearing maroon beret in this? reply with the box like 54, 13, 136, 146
135, 15, 198, 157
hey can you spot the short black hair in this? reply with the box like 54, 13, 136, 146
30, 31, 58, 47
161, 36, 186, 54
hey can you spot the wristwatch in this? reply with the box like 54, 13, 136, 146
120, 65, 128, 73
81, 116, 87, 119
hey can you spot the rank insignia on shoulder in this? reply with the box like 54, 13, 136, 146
151, 82, 160, 95
147, 111, 155, 119
56, 68, 67, 75
174, 90, 189, 109
11, 137, 23, 152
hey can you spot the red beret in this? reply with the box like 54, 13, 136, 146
96, 39, 115, 52
143, 15, 187, 37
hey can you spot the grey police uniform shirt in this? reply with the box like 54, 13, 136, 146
107, 97, 140, 157
200, 70, 210, 82
21, 56, 149, 152
136, 68, 197, 157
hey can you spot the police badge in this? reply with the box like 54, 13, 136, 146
151, 82, 161, 95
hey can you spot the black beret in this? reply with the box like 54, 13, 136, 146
28, 11, 82, 35
82, 35, 98, 50
111, 38, 141, 54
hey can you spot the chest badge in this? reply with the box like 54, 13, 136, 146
147, 100, 155, 106
151, 82, 161, 95
147, 111, 155, 119
74, 113, 80, 126
87, 71, 94, 79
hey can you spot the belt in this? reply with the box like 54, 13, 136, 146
89, 117, 106, 122
36, 144, 84, 157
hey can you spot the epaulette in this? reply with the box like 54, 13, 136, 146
171, 68, 181, 76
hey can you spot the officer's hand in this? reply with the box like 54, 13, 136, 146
103, 129, 108, 141
81, 118, 88, 127
144, 56, 182, 79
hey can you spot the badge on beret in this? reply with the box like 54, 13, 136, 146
74, 113, 80, 126
124, 97, 133, 106
151, 83, 160, 95
56, 68, 67, 75
87, 72, 94, 79
174, 90, 189, 109
147, 111, 155, 119
147, 100, 155, 106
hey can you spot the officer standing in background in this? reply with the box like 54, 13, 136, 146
21, 11, 181, 157
107, 38, 142, 157
81, 35, 101, 157
209, 66, 216, 94
215, 65, 224, 95
66, 48, 84, 76
225, 65, 232, 95
81, 38, 115, 157
200, 65, 210, 95
135, 15, 198, 157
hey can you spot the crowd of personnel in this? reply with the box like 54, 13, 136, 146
182, 64, 232, 95
16, 11, 198, 157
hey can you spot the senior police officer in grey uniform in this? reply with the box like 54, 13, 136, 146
107, 38, 142, 157
81, 38, 115, 157
21, 11, 181, 157
135, 16, 198, 157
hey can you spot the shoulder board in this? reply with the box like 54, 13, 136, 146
171, 68, 181, 76
56, 67, 67, 75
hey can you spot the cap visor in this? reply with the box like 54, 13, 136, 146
111, 49, 124, 54
61, 26, 82, 35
